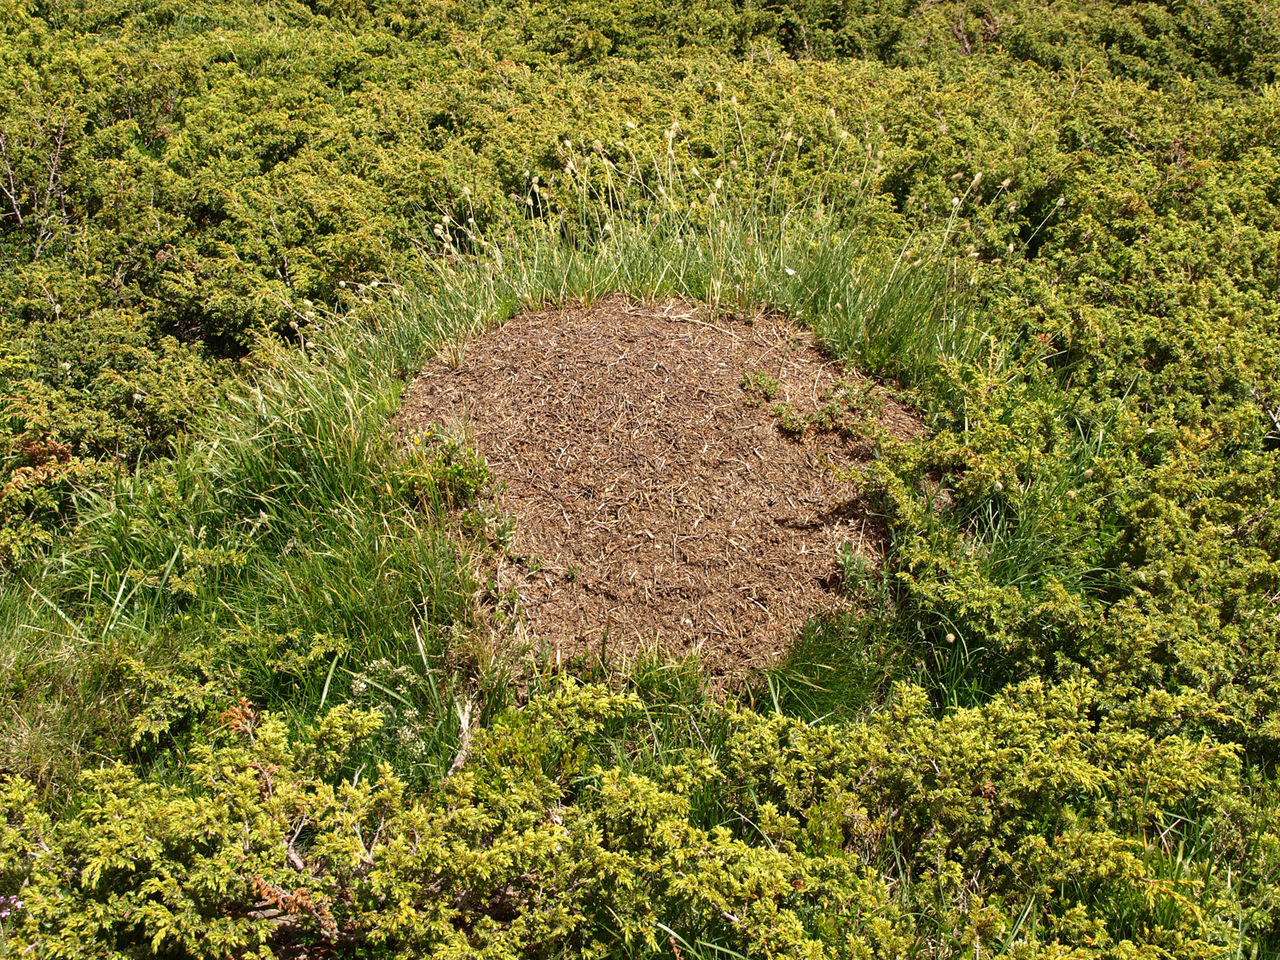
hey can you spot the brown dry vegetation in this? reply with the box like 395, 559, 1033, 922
398, 297, 923, 676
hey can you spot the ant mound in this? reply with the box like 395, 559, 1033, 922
398, 296, 923, 677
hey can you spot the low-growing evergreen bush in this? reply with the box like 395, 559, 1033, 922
2, 0, 1279, 956
3, 679, 1272, 957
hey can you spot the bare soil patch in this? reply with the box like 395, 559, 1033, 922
398, 297, 923, 677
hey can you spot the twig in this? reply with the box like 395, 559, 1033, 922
447, 698, 476, 775
1252, 385, 1280, 436
0, 130, 23, 225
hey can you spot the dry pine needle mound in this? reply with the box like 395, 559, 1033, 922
399, 297, 923, 676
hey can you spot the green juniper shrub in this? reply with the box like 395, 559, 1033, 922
1, 679, 1269, 958
1, 0, 1280, 956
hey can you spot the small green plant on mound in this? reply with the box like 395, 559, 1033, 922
836, 541, 873, 591
741, 368, 781, 402
768, 378, 889, 441
393, 431, 495, 514
771, 400, 810, 437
